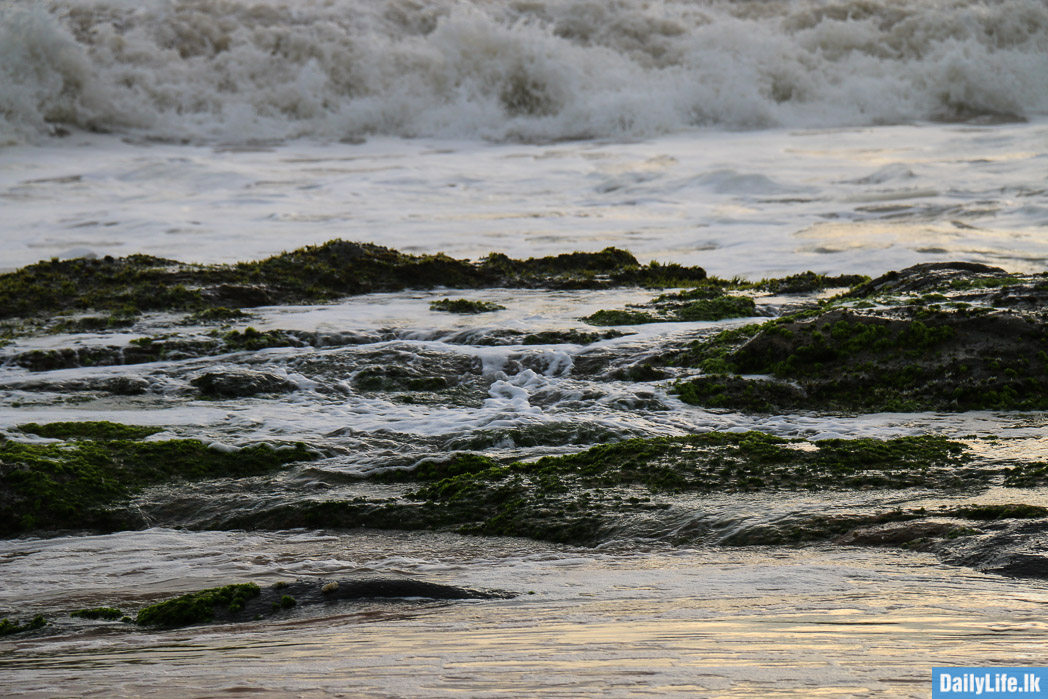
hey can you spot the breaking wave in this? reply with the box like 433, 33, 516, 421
2, 0, 1047, 144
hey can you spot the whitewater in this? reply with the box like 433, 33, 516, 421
2, 0, 1048, 696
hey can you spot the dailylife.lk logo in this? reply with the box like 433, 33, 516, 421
934, 668, 1047, 698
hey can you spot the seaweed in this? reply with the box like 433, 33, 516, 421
136, 584, 261, 627
0, 242, 708, 321
0, 615, 47, 636
70, 607, 124, 621
0, 426, 318, 536
18, 421, 162, 441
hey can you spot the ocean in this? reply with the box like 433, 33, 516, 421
1, 0, 1047, 696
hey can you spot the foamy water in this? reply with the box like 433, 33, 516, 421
3, 0, 1047, 144
3, 0, 1048, 696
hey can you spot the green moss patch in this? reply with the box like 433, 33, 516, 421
136, 583, 261, 627
0, 242, 708, 322
674, 302, 1048, 413
272, 595, 297, 611
668, 264, 1048, 413
585, 289, 758, 327
18, 421, 162, 441
0, 433, 317, 536
70, 607, 124, 621
749, 272, 869, 295
0, 615, 47, 636
225, 433, 985, 546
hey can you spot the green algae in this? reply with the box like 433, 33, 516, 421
70, 607, 124, 621
218, 327, 303, 352
11, 327, 312, 373
484, 433, 975, 494
0, 241, 708, 322
0, 615, 47, 636
205, 430, 1048, 552
429, 298, 506, 314
673, 305, 1048, 412
51, 314, 138, 333
519, 329, 627, 345
585, 289, 758, 327
376, 453, 501, 483
390, 433, 979, 544
272, 595, 297, 611
18, 421, 162, 441
136, 583, 261, 627
584, 309, 659, 326
0, 430, 318, 536
674, 296, 757, 321
748, 271, 869, 295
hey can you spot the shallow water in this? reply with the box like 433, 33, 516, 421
3, 122, 1048, 278
3, 0, 1048, 694
3, 530, 1048, 698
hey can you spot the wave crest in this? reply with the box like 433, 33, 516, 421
3, 0, 1047, 144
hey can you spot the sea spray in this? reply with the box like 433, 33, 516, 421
3, 0, 1047, 144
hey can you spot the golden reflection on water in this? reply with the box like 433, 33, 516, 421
3, 550, 1047, 698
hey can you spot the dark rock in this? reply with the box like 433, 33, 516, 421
190, 370, 298, 397
847, 261, 1008, 297
135, 578, 514, 628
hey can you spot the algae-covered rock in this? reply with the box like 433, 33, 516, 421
191, 369, 298, 398
18, 421, 162, 441
673, 263, 1048, 412
136, 583, 262, 627
0, 241, 707, 321
70, 607, 124, 621
0, 424, 318, 536
429, 298, 506, 314
0, 615, 48, 636
212, 432, 1010, 546
134, 579, 511, 628
584, 287, 759, 326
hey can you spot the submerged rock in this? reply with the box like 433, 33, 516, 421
190, 369, 298, 398
134, 579, 512, 628
0, 615, 48, 636
0, 423, 318, 536
429, 298, 506, 314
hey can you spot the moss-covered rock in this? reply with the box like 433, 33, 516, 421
672, 264, 1048, 413
133, 579, 510, 628
519, 329, 627, 345
212, 432, 1015, 547
584, 309, 660, 326
190, 370, 298, 398
70, 607, 124, 621
0, 615, 47, 636
0, 241, 707, 321
429, 298, 506, 314
585, 288, 758, 326
136, 583, 262, 627
0, 425, 318, 536
18, 421, 162, 441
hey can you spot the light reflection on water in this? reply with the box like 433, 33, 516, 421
2, 533, 1047, 697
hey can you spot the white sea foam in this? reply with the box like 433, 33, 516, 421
2, 0, 1047, 145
